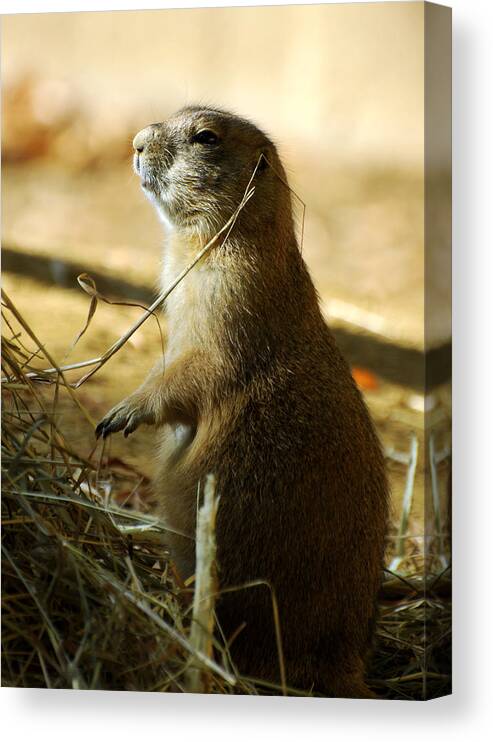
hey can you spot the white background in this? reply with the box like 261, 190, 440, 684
1, 0, 492, 739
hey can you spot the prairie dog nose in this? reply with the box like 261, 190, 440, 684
133, 124, 159, 153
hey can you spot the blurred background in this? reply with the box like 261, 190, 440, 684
1, 3, 451, 560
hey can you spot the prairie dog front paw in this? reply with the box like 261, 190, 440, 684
95, 396, 155, 439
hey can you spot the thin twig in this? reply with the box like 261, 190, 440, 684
185, 474, 219, 693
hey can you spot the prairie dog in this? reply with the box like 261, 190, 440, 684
96, 106, 389, 697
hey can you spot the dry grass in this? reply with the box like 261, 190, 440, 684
1, 293, 451, 698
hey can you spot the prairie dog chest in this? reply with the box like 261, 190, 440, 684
161, 234, 221, 365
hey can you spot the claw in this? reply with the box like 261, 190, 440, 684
123, 412, 137, 438
95, 399, 146, 441
95, 415, 118, 440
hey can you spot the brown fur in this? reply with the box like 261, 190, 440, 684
96, 106, 389, 697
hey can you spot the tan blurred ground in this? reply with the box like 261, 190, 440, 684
1, 2, 453, 350
2, 4, 427, 166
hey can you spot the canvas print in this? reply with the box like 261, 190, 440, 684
1, 2, 451, 699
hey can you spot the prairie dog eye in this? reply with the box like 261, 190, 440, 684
192, 129, 219, 145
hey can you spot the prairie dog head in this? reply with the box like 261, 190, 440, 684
132, 106, 291, 238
